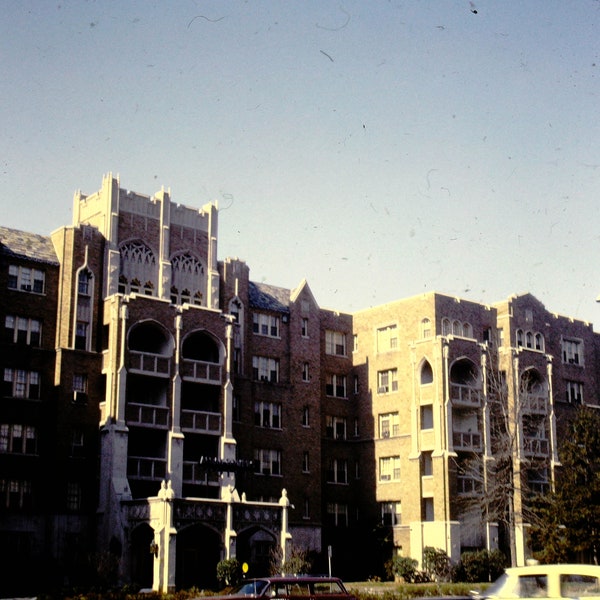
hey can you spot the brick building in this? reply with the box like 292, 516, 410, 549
1, 174, 599, 595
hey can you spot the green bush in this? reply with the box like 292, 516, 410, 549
455, 549, 507, 583
422, 547, 452, 582
384, 556, 419, 582
216, 557, 241, 586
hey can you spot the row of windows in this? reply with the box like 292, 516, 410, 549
0, 479, 83, 511
8, 265, 45, 294
3, 369, 40, 399
253, 403, 358, 439
0, 424, 37, 454
2, 370, 87, 400
378, 453, 438, 482
516, 329, 545, 352
4, 315, 42, 346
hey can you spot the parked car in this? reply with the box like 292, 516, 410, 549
480, 564, 600, 600
207, 575, 356, 600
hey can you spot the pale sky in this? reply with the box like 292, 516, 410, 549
2, 1, 600, 324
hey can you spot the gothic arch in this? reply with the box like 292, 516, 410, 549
181, 329, 224, 364
236, 525, 278, 577
170, 252, 205, 305
449, 357, 480, 386
119, 239, 158, 294
128, 320, 174, 356
419, 358, 434, 385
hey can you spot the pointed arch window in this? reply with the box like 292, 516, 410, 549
119, 241, 157, 295
171, 253, 205, 305
75, 268, 93, 350
421, 318, 432, 339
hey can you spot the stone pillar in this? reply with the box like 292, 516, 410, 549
224, 485, 238, 560
152, 481, 177, 593
279, 489, 293, 571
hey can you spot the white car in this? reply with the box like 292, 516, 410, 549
483, 564, 600, 600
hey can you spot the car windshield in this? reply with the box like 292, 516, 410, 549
485, 573, 514, 598
230, 580, 270, 596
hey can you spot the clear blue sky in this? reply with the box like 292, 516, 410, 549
2, 1, 600, 324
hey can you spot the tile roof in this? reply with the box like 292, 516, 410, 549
249, 281, 291, 313
0, 226, 59, 265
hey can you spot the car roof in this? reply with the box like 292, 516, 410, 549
504, 565, 600, 575
262, 576, 342, 582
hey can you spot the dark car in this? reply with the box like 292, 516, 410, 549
208, 576, 356, 600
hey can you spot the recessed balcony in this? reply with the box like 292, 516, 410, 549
522, 393, 548, 414
128, 456, 167, 480
523, 437, 549, 457
450, 383, 481, 407
182, 461, 221, 486
181, 358, 222, 384
126, 402, 169, 428
453, 430, 482, 451
128, 350, 170, 377
181, 409, 222, 434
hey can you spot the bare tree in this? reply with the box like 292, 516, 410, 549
452, 347, 552, 567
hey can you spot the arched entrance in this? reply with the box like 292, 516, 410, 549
130, 523, 154, 589
176, 524, 222, 591
237, 527, 277, 578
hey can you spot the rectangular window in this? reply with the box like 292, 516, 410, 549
422, 451, 433, 476
377, 369, 398, 393
420, 404, 434, 429
301, 318, 308, 337
252, 313, 280, 338
379, 456, 401, 481
379, 412, 399, 438
66, 482, 82, 511
422, 497, 434, 521
381, 501, 402, 526
4, 315, 42, 346
70, 429, 85, 458
0, 479, 33, 509
566, 381, 583, 404
3, 369, 40, 399
254, 401, 281, 428
377, 324, 398, 352
327, 502, 348, 526
326, 374, 347, 398
326, 416, 347, 440
325, 330, 346, 356
563, 338, 583, 365
302, 451, 310, 473
252, 356, 280, 382
254, 448, 282, 476
7, 265, 45, 294
0, 424, 37, 455
327, 458, 348, 484
302, 362, 310, 381
302, 406, 310, 427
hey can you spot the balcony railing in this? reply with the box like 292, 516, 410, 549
522, 393, 547, 414
129, 351, 170, 377
181, 410, 222, 434
126, 403, 169, 428
523, 437, 549, 457
453, 431, 482, 451
181, 359, 222, 384
128, 456, 167, 480
450, 383, 481, 407
457, 475, 481, 495
182, 461, 221, 486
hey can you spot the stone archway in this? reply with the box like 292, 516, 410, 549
176, 524, 222, 591
237, 526, 277, 578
